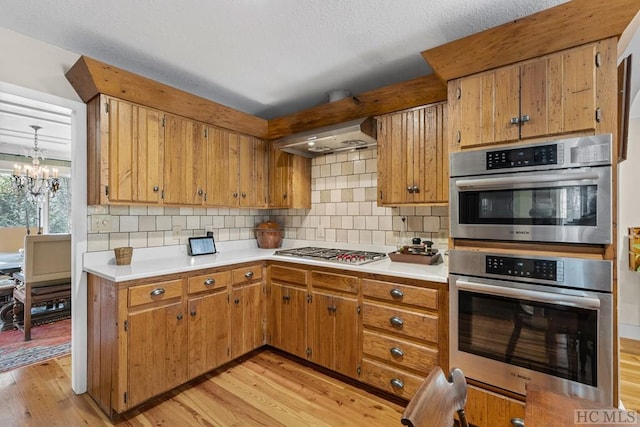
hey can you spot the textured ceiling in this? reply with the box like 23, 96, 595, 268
0, 0, 567, 120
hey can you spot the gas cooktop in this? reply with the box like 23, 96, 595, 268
273, 247, 387, 265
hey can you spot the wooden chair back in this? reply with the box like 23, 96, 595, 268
401, 366, 469, 427
23, 234, 71, 285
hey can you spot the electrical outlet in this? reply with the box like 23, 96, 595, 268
91, 215, 111, 232
172, 225, 183, 240
317, 225, 325, 239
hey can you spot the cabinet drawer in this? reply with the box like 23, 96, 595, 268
362, 279, 438, 310
232, 264, 263, 285
362, 330, 437, 375
128, 279, 183, 307
360, 358, 425, 400
187, 271, 231, 294
311, 271, 358, 294
363, 302, 438, 344
270, 265, 308, 286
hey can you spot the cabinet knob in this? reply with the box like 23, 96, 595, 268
234, 298, 240, 304
412, 186, 419, 193
150, 288, 166, 297
190, 310, 197, 317
204, 278, 215, 286
407, 186, 414, 194
282, 295, 291, 302
390, 378, 404, 389
176, 313, 183, 321
327, 305, 337, 314
241, 192, 247, 198
153, 186, 159, 192
389, 288, 404, 299
390, 347, 404, 358
197, 188, 204, 196
244, 271, 254, 279
233, 192, 238, 198
282, 193, 288, 199
389, 316, 404, 327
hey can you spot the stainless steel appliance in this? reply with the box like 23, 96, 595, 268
449, 249, 613, 405
274, 247, 386, 265
449, 134, 612, 244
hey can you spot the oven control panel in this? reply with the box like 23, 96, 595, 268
486, 144, 559, 170
486, 255, 564, 282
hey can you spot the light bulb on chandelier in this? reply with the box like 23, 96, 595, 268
10, 125, 61, 206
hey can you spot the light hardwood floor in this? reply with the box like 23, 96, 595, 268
1, 342, 639, 427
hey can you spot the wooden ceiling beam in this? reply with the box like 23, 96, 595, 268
65, 56, 268, 138
267, 74, 447, 140
422, 0, 640, 82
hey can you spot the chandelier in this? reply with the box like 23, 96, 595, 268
11, 125, 61, 206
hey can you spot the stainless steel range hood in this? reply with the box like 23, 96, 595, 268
274, 117, 377, 158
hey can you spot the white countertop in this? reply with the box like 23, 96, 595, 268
83, 239, 448, 284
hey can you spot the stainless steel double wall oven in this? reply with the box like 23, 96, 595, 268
448, 134, 614, 405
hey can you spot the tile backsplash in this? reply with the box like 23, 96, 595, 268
87, 148, 449, 252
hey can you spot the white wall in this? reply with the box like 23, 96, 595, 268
0, 29, 88, 393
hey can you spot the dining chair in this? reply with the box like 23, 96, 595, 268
401, 366, 469, 427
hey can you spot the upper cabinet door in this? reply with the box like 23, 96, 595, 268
238, 134, 267, 208
205, 126, 237, 206
106, 97, 164, 204
163, 115, 207, 205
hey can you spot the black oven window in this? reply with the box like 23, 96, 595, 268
458, 290, 597, 386
459, 185, 597, 226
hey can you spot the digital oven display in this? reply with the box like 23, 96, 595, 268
486, 144, 558, 170
485, 255, 562, 281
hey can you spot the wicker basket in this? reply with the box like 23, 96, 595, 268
114, 246, 133, 265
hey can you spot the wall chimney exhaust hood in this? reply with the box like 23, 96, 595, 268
274, 117, 377, 158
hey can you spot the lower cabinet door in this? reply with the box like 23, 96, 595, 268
271, 282, 307, 359
188, 291, 230, 378
231, 282, 264, 359
127, 301, 188, 408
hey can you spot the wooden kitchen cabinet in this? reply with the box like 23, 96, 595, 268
449, 40, 604, 150
308, 271, 360, 378
163, 114, 207, 205
87, 95, 165, 205
377, 103, 448, 205
360, 278, 447, 399
267, 144, 312, 209
230, 264, 266, 359
268, 264, 309, 359
465, 385, 525, 427
187, 271, 232, 379
205, 127, 268, 208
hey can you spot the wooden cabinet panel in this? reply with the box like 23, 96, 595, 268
127, 300, 188, 408
231, 282, 265, 359
362, 330, 437, 375
363, 302, 438, 344
361, 279, 438, 310
204, 126, 237, 206
311, 271, 358, 294
267, 145, 312, 209
128, 279, 183, 307
270, 283, 307, 358
360, 358, 425, 400
105, 97, 164, 203
188, 291, 230, 378
377, 103, 447, 205
232, 264, 263, 285
270, 265, 308, 285
187, 271, 231, 294
238, 134, 268, 208
466, 385, 525, 427
163, 114, 207, 205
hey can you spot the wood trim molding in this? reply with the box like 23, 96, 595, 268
421, 0, 640, 82
65, 56, 268, 138
267, 74, 446, 140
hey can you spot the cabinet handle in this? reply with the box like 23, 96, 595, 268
282, 295, 291, 302
233, 192, 238, 198
177, 313, 183, 321
412, 185, 419, 193
510, 117, 520, 125
204, 278, 215, 286
190, 310, 197, 317
241, 192, 247, 198
282, 193, 288, 199
390, 347, 404, 357
407, 186, 414, 194
234, 298, 240, 304
150, 288, 165, 297
327, 305, 337, 314
153, 186, 159, 192
197, 188, 204, 196
520, 115, 530, 123
390, 378, 404, 389
244, 271, 254, 279
389, 316, 404, 327
389, 288, 404, 299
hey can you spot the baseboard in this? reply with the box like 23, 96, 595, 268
619, 323, 640, 340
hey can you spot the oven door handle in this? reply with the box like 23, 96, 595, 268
455, 280, 601, 309
454, 171, 600, 190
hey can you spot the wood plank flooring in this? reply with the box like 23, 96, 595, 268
1, 340, 639, 427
